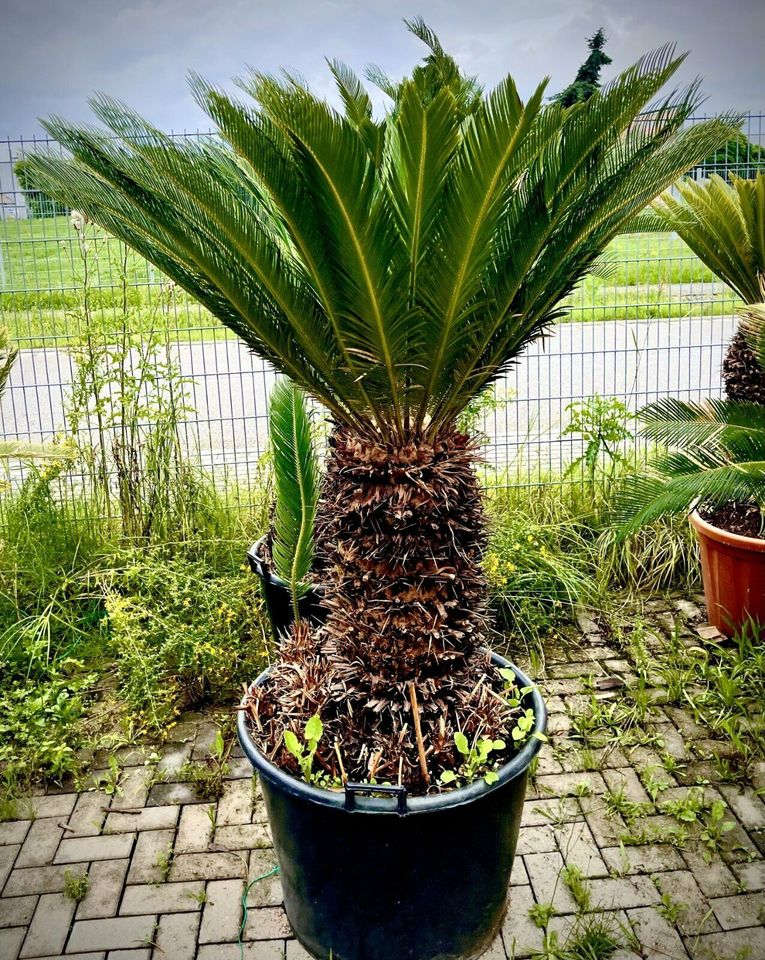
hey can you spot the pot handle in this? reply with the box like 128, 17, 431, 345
344, 782, 408, 815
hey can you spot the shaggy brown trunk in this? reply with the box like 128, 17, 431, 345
249, 425, 511, 790
722, 329, 765, 404
317, 426, 488, 687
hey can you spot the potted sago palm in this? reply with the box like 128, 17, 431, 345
618, 305, 765, 635
624, 172, 765, 634
29, 20, 734, 960
247, 379, 326, 638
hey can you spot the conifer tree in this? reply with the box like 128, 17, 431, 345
552, 28, 612, 106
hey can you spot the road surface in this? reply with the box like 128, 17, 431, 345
1, 315, 736, 480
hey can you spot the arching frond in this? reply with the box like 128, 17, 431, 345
26, 31, 737, 445
652, 172, 765, 304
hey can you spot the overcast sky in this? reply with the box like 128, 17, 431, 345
1, 0, 764, 140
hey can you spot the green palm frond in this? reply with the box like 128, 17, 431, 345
269, 379, 320, 616
616, 396, 765, 533
25, 28, 738, 444
651, 172, 765, 304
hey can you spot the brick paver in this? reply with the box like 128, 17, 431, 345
1, 598, 764, 959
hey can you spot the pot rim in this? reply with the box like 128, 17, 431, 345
690, 509, 765, 553
237, 652, 546, 816
247, 536, 327, 594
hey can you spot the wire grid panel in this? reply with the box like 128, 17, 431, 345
0, 116, 763, 488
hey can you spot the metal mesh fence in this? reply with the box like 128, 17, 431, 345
0, 114, 763, 493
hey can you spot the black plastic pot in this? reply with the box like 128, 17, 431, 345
247, 536, 327, 640
238, 653, 546, 960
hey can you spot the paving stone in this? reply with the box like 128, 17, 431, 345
169, 852, 246, 882
588, 875, 660, 910
521, 798, 581, 827
689, 926, 765, 960
103, 806, 179, 834
76, 858, 130, 920
285, 940, 314, 959
682, 845, 740, 897
199, 878, 245, 944
0, 895, 37, 928
55, 834, 134, 864
120, 881, 205, 915
579, 795, 627, 846
126, 830, 175, 885
501, 884, 544, 959
718, 784, 765, 831
627, 906, 689, 959
554, 819, 609, 878
153, 911, 200, 960
16, 818, 64, 868
516, 824, 557, 856
535, 771, 607, 798
111, 768, 151, 811
217, 779, 253, 826
710, 891, 765, 930
175, 803, 213, 853
106, 950, 150, 959
191, 722, 221, 760
510, 858, 529, 887
223, 756, 254, 780
601, 843, 685, 875
19, 892, 75, 958
67, 793, 108, 837
67, 916, 157, 953
27, 794, 78, 819
602, 768, 651, 805
147, 783, 199, 806
0, 926, 25, 960
116, 746, 152, 767
664, 707, 708, 740
155, 742, 193, 780
197, 944, 285, 960
3, 862, 88, 897
732, 859, 765, 892
0, 822, 30, 846
0, 843, 20, 891
480, 934, 507, 960
654, 871, 720, 937
215, 824, 271, 850
246, 851, 282, 908
244, 905, 291, 940
523, 851, 577, 914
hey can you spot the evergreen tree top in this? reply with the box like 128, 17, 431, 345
552, 28, 613, 107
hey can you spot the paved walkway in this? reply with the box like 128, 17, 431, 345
1, 596, 764, 959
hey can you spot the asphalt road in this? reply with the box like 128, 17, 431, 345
1, 315, 736, 479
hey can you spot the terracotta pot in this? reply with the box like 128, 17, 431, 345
689, 511, 765, 636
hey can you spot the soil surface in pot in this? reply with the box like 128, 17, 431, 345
699, 501, 765, 540
243, 622, 532, 797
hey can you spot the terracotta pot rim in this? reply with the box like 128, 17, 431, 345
689, 509, 765, 553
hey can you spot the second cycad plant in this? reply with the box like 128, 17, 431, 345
269, 378, 320, 621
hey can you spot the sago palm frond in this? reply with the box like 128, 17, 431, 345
651, 172, 765, 304
24, 27, 738, 444
617, 397, 765, 533
269, 379, 320, 615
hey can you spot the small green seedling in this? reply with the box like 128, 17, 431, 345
284, 715, 324, 784
498, 669, 547, 746
440, 731, 506, 787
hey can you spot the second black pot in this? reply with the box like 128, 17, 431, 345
247, 536, 327, 639
238, 653, 546, 960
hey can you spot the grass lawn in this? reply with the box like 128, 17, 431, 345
0, 217, 739, 347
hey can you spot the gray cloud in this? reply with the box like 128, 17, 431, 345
1, 0, 763, 140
